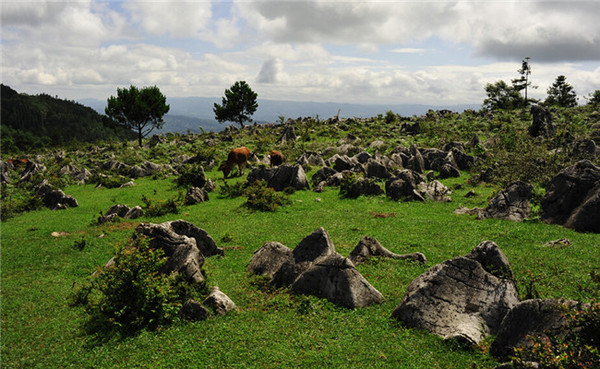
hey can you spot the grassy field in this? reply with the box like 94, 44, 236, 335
2, 165, 599, 368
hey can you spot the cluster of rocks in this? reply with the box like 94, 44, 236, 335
34, 179, 78, 210
101, 159, 175, 179
97, 204, 144, 224
248, 228, 424, 309
1, 159, 47, 184
101, 220, 234, 321
392, 240, 591, 367
246, 164, 310, 191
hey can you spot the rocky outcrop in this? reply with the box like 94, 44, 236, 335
34, 180, 78, 210
541, 160, 600, 233
391, 241, 519, 345
529, 105, 555, 138
248, 228, 384, 309
185, 186, 209, 205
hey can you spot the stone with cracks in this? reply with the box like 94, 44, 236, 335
185, 186, 209, 205
541, 160, 600, 233
417, 180, 452, 202
247, 242, 293, 278
391, 241, 519, 345
202, 286, 237, 316
291, 253, 384, 309
349, 236, 426, 264
180, 300, 210, 321
247, 164, 310, 192
529, 105, 555, 138
34, 180, 78, 210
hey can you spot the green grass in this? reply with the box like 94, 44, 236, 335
2, 169, 599, 368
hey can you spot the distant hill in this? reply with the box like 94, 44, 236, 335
1, 85, 134, 152
80, 97, 479, 134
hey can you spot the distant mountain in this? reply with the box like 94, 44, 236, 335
79, 96, 480, 134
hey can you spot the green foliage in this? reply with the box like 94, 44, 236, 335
0, 183, 44, 221
217, 180, 246, 198
512, 304, 600, 368
483, 80, 525, 110
0, 84, 133, 153
545, 75, 578, 108
71, 237, 201, 334
385, 110, 397, 124
141, 194, 180, 217
243, 180, 292, 211
213, 81, 258, 128
585, 90, 600, 106
91, 174, 131, 189
339, 171, 361, 199
105, 85, 170, 147
174, 163, 207, 188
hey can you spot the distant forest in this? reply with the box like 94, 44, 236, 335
1, 84, 134, 153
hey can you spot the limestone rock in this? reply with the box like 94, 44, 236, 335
202, 286, 237, 316
391, 241, 519, 344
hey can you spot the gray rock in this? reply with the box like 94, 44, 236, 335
34, 180, 78, 210
247, 241, 293, 278
541, 160, 600, 233
250, 228, 384, 309
202, 286, 237, 316
124, 206, 143, 219
391, 241, 519, 344
481, 181, 533, 222
248, 164, 310, 192
311, 166, 338, 186
529, 105, 555, 138
417, 180, 452, 202
349, 236, 426, 264
491, 299, 582, 361
180, 299, 210, 321
365, 158, 391, 179
185, 186, 209, 205
291, 253, 384, 309
341, 177, 384, 198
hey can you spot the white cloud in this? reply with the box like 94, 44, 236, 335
123, 0, 212, 38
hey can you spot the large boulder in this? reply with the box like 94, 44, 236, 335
340, 177, 383, 198
391, 241, 519, 345
541, 160, 600, 233
490, 299, 582, 361
417, 180, 452, 202
98, 204, 143, 223
385, 169, 426, 202
185, 186, 209, 205
248, 228, 384, 309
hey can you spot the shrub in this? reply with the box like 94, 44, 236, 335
71, 237, 203, 333
174, 163, 207, 188
243, 180, 291, 212
217, 180, 246, 198
141, 194, 180, 217
91, 174, 130, 189
0, 183, 44, 221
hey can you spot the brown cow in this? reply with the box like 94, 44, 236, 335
219, 146, 251, 178
268, 150, 283, 167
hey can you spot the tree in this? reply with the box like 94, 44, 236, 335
213, 81, 258, 128
585, 90, 600, 106
511, 57, 537, 106
105, 85, 170, 147
483, 80, 524, 110
545, 75, 577, 108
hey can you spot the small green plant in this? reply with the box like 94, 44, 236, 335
217, 180, 246, 198
243, 180, 291, 212
141, 194, 179, 217
91, 174, 130, 189
73, 237, 86, 251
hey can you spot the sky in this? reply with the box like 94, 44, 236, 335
2, 0, 600, 107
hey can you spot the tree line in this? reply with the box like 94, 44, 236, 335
483, 57, 600, 110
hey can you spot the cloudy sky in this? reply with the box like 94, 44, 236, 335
2, 0, 599, 107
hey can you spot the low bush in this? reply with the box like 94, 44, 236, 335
174, 163, 207, 188
243, 180, 291, 211
71, 237, 205, 334
141, 194, 180, 217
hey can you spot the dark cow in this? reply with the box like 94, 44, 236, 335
268, 150, 283, 167
219, 146, 251, 178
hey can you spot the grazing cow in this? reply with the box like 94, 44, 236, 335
268, 150, 283, 167
219, 146, 251, 179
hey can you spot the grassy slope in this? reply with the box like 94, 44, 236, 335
2, 166, 599, 368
